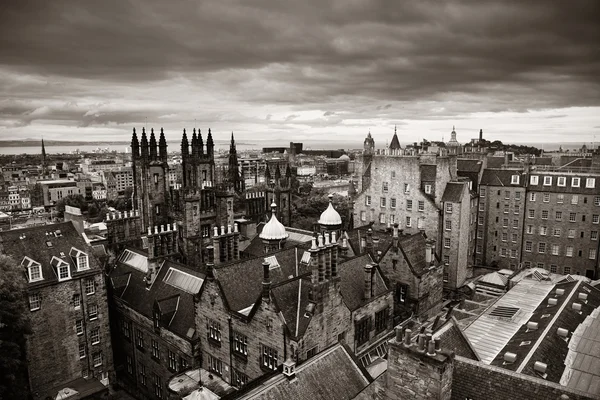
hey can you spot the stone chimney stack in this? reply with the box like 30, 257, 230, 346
317, 235, 326, 283
366, 229, 373, 252
331, 231, 339, 279
206, 245, 215, 279
364, 264, 373, 300
262, 260, 271, 302
324, 233, 332, 280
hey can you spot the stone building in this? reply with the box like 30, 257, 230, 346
522, 171, 599, 278
477, 169, 527, 270
0, 222, 114, 400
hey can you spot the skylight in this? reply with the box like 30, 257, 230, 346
489, 306, 520, 319
300, 251, 311, 264
163, 267, 204, 294
264, 255, 280, 270
118, 249, 148, 272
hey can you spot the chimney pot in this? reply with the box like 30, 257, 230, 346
154, 226, 159, 234
555, 288, 565, 296
417, 334, 426, 352
228, 224, 232, 234
504, 352, 517, 363
557, 327, 569, 337
434, 337, 441, 352
221, 225, 225, 236
332, 231, 337, 243
404, 329, 412, 346
534, 361, 547, 374
395, 327, 403, 342
548, 298, 558, 306
572, 303, 582, 312
578, 292, 588, 301
427, 339, 436, 356
213, 227, 219, 237
527, 321, 539, 331
234, 223, 239, 233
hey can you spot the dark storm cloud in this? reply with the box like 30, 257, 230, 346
0, 0, 599, 139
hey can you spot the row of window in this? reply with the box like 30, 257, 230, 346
368, 212, 424, 228
373, 197, 427, 211
480, 188, 599, 206
530, 176, 595, 188
522, 262, 572, 275
380, 182, 418, 194
29, 281, 96, 312
24, 252, 91, 284
355, 307, 389, 346
524, 242, 597, 259
528, 210, 599, 224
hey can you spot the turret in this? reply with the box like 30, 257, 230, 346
131, 128, 140, 159
158, 128, 167, 161
149, 128, 158, 160
206, 128, 214, 156
198, 129, 204, 156
140, 128, 149, 160
181, 129, 189, 157
191, 129, 199, 157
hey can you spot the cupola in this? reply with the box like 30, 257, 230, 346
318, 194, 342, 228
260, 202, 288, 241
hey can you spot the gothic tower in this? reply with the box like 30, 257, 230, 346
361, 131, 375, 191
227, 132, 244, 193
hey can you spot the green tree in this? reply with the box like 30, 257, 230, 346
0, 254, 32, 400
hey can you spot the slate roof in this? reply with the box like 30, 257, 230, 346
234, 343, 371, 400
338, 254, 389, 311
110, 247, 203, 340
480, 169, 525, 187
271, 276, 313, 340
457, 159, 483, 173
346, 226, 395, 264
434, 317, 480, 361
243, 223, 312, 257
389, 132, 401, 150
215, 246, 310, 313
0, 221, 102, 287
527, 172, 599, 195
420, 164, 437, 182
441, 182, 466, 203
397, 233, 431, 277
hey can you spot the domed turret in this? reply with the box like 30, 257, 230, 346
260, 202, 288, 241
318, 194, 342, 230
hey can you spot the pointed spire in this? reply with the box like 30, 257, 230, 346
265, 164, 272, 182
230, 132, 237, 154
41, 137, 46, 159
158, 128, 167, 161
181, 128, 189, 157
285, 163, 292, 178
149, 128, 158, 160
275, 164, 282, 181
206, 128, 214, 156
131, 128, 140, 158
191, 129, 198, 157
198, 129, 204, 155
140, 127, 149, 159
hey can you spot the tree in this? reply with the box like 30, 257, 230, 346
290, 189, 351, 231
0, 254, 32, 400
55, 194, 88, 217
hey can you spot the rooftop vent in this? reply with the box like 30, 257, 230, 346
46, 241, 53, 247
541, 313, 552, 318
526, 321, 539, 331
578, 293, 588, 302
503, 352, 517, 364
557, 328, 570, 341
548, 298, 558, 306
534, 361, 548, 379
520, 340, 532, 346
60, 252, 66, 258
572, 303, 582, 313
555, 288, 565, 296
489, 306, 520, 319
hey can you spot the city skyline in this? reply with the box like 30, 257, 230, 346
1, 1, 599, 144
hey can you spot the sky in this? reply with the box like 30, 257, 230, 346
0, 0, 599, 147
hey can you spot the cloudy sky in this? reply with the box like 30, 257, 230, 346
1, 0, 599, 147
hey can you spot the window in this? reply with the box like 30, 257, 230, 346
443, 255, 450, 264
123, 320, 131, 340
568, 229, 576, 238
355, 319, 370, 346
503, 204, 509, 214
525, 241, 532, 252
404, 183, 410, 193
594, 215, 600, 224
586, 178, 596, 188
515, 191, 521, 200
445, 220, 452, 231
79, 343, 86, 359
528, 210, 535, 218
232, 331, 248, 357
595, 197, 600, 206
512, 219, 519, 229
526, 225, 534, 234
88, 304, 98, 320
572, 177, 580, 187
503, 218, 508, 227
93, 352, 102, 367
557, 194, 564, 204
85, 279, 95, 295
77, 255, 89, 271
542, 210, 549, 219
168, 350, 177, 372
418, 200, 424, 211
136, 329, 144, 349
374, 308, 389, 333
553, 228, 561, 237
569, 213, 577, 222
566, 246, 573, 257
73, 294, 81, 308
360, 211, 366, 222
510, 249, 517, 258
90, 327, 100, 345
396, 284, 408, 304
28, 293, 41, 311
58, 264, 70, 281
139, 363, 147, 386
555, 211, 562, 221
406, 200, 413, 210
232, 368, 249, 388
538, 243, 546, 253
446, 203, 453, 213
590, 249, 597, 260
530, 176, 539, 185
557, 177, 566, 187
476, 245, 482, 254
539, 226, 548, 236
511, 175, 519, 185
477, 229, 483, 239
551, 244, 559, 256
406, 216, 411, 227
379, 213, 385, 225
501, 232, 508, 242
530, 193, 536, 202
564, 266, 571, 275
543, 176, 552, 186
391, 171, 395, 178
126, 355, 133, 375
76, 319, 83, 335
543, 193, 550, 202
425, 184, 432, 194
380, 197, 386, 207
261, 345, 279, 370
153, 173, 159, 184
480, 188, 486, 197
511, 233, 518, 243
478, 216, 483, 225
390, 198, 396, 209
365, 196, 372, 206
500, 248, 507, 257
155, 204, 160, 215
572, 195, 579, 205
151, 339, 160, 361
550, 265, 557, 273
591, 231, 598, 241
444, 238, 451, 248
207, 319, 221, 344
537, 263, 544, 269
382, 182, 388, 193
153, 373, 162, 398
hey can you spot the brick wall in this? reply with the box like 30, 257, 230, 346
452, 356, 596, 400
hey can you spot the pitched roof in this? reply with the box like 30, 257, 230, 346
480, 169, 525, 187
271, 276, 313, 340
420, 165, 437, 182
243, 224, 311, 257
441, 182, 466, 203
389, 132, 401, 150
457, 159, 483, 173
109, 248, 203, 340
234, 344, 371, 400
397, 233, 430, 277
434, 317, 480, 361
0, 221, 102, 287
338, 254, 389, 311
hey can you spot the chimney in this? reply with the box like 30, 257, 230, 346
331, 231, 338, 278
262, 261, 271, 302
404, 328, 412, 347
145, 261, 157, 289
341, 237, 349, 258
324, 233, 332, 280
282, 357, 296, 380
309, 238, 319, 284
206, 245, 215, 279
425, 241, 433, 265
479, 129, 483, 142
364, 264, 373, 300
318, 235, 325, 282
366, 229, 373, 252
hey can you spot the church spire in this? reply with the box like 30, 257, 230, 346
158, 128, 167, 161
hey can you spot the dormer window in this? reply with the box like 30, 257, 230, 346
511, 175, 520, 185
69, 247, 89, 271
153, 309, 161, 330
21, 256, 43, 283
557, 177, 566, 187
572, 177, 580, 187
586, 178, 596, 188
543, 176, 552, 186
51, 256, 71, 282
530, 176, 539, 185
